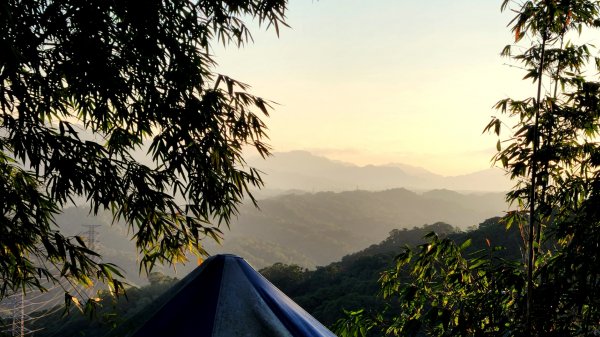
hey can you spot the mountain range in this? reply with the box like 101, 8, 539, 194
50, 187, 509, 285
209, 188, 508, 268
15, 150, 513, 286
246, 151, 512, 195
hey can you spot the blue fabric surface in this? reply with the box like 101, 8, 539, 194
132, 255, 225, 336
237, 259, 338, 337
131, 254, 338, 337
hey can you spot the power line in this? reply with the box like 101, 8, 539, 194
0, 225, 106, 336
0, 261, 93, 336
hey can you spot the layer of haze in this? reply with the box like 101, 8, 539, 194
216, 0, 533, 175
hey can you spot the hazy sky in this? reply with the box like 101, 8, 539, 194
215, 0, 534, 175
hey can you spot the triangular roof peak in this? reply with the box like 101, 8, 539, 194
126, 254, 337, 337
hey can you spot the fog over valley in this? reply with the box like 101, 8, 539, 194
49, 151, 511, 285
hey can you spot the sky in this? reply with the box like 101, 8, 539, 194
215, 0, 535, 176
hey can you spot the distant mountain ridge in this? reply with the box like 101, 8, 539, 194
210, 187, 507, 268
50, 187, 508, 285
247, 151, 511, 194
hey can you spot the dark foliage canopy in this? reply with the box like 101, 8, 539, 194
0, 0, 287, 303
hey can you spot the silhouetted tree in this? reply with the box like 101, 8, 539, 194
0, 0, 287, 308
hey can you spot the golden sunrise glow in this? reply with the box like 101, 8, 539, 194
216, 0, 534, 175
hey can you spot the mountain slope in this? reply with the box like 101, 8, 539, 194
210, 188, 507, 267
262, 217, 522, 326
48, 188, 508, 285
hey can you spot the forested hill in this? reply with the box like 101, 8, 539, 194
20, 218, 521, 337
50, 188, 507, 285
210, 188, 507, 267
260, 217, 522, 326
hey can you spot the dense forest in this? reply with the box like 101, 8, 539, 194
262, 217, 521, 327
4, 217, 518, 336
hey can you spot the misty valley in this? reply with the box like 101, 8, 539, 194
0, 152, 514, 336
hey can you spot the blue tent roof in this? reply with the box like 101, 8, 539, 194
131, 254, 338, 337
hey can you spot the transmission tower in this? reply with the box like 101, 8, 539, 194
12, 292, 23, 337
81, 224, 101, 251
8, 292, 32, 337
0, 252, 88, 336
81, 224, 103, 299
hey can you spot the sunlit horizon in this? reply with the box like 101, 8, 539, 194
250, 147, 502, 177
214, 0, 536, 176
